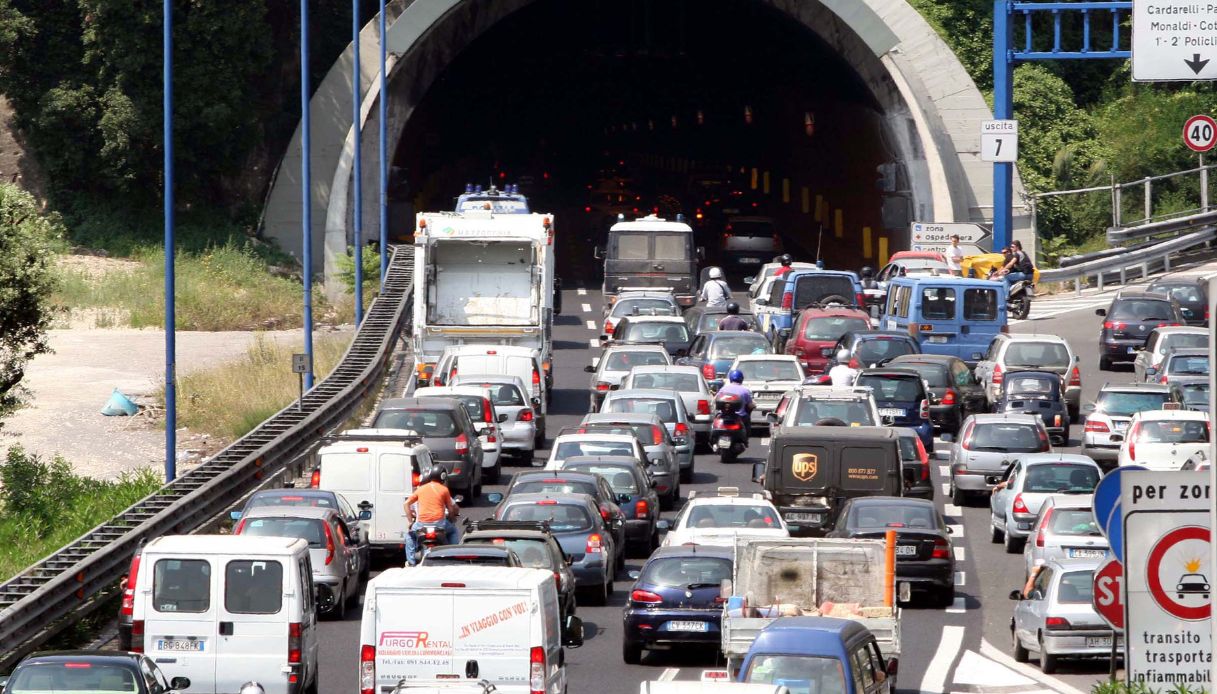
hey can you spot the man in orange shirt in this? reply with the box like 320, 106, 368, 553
404, 468, 460, 565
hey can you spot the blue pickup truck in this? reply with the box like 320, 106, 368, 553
755, 270, 865, 350
737, 617, 898, 694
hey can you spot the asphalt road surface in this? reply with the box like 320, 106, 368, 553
313, 283, 1131, 694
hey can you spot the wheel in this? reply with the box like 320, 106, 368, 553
622, 638, 643, 664
991, 521, 1004, 543
951, 482, 966, 507
1011, 298, 1031, 320
648, 530, 659, 553
1012, 627, 1029, 663
1099, 356, 1112, 371
487, 459, 501, 483
1039, 637, 1058, 674
333, 580, 347, 619
616, 546, 626, 571
304, 668, 320, 694
471, 481, 482, 500
934, 585, 956, 608
680, 464, 693, 483
1004, 528, 1024, 554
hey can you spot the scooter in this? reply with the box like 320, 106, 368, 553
407, 493, 463, 565
988, 270, 1034, 320
710, 393, 749, 463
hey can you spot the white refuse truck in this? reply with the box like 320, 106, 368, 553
412, 210, 559, 388
720, 537, 901, 673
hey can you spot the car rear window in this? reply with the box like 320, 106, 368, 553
641, 556, 732, 587
708, 335, 771, 359
502, 502, 593, 532
9, 663, 140, 693
423, 553, 511, 566
1109, 299, 1175, 321
1163, 333, 1210, 351
629, 372, 700, 391
465, 538, 555, 569
970, 423, 1045, 452
698, 312, 759, 332
513, 479, 599, 497
1048, 509, 1102, 536
605, 351, 669, 370
1023, 464, 1099, 493
1096, 391, 1169, 416
554, 440, 635, 459
856, 338, 916, 366
847, 503, 937, 529
801, 316, 869, 341
1005, 342, 1071, 368
1057, 571, 1094, 604
736, 360, 802, 382
856, 374, 923, 401
685, 504, 781, 529
793, 275, 857, 308
1007, 376, 1058, 397
893, 362, 949, 387
897, 435, 918, 461
1179, 382, 1209, 405
566, 464, 640, 493
963, 288, 999, 320
794, 398, 876, 426
419, 394, 485, 421
225, 559, 283, 614
920, 287, 956, 319
1134, 419, 1209, 443
1156, 285, 1204, 303
238, 517, 326, 548
153, 559, 210, 613
373, 409, 459, 436
726, 220, 773, 237
475, 382, 525, 407
249, 494, 336, 510
1167, 355, 1210, 375
620, 321, 690, 343
612, 299, 678, 317
605, 397, 679, 422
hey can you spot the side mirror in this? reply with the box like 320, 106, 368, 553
1145, 367, 1157, 375
453, 495, 465, 505
486, 492, 504, 504
820, 347, 833, 358
778, 328, 792, 340
358, 510, 372, 521
170, 677, 192, 691
744, 276, 756, 284
229, 510, 243, 521
498, 413, 509, 423
752, 462, 765, 484
593, 246, 603, 259
1082, 403, 1096, 414
697, 246, 706, 260
1009, 589, 1023, 601
609, 383, 620, 390
765, 411, 779, 424
755, 297, 769, 306
1095, 308, 1107, 317
880, 415, 894, 426
649, 478, 658, 489
564, 615, 585, 648
628, 570, 641, 580
656, 519, 671, 532
584, 365, 596, 373
1074, 354, 1081, 363
885, 658, 899, 679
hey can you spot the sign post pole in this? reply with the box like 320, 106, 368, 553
1209, 275, 1217, 689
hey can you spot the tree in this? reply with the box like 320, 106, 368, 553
0, 183, 62, 415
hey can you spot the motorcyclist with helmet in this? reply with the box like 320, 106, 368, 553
717, 302, 751, 331
859, 265, 878, 290
404, 467, 460, 566
773, 254, 795, 278
716, 369, 756, 437
699, 267, 731, 308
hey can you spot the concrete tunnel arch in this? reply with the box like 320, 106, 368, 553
259, 0, 1032, 289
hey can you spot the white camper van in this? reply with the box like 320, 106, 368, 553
131, 534, 319, 694
358, 566, 583, 694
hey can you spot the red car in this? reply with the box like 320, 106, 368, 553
889, 250, 947, 263
783, 305, 872, 374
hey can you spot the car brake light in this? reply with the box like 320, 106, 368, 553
1103, 321, 1127, 330
553, 571, 562, 590
702, 363, 716, 380
636, 499, 650, 519
323, 521, 335, 565
931, 536, 950, 559
604, 321, 615, 336
674, 422, 690, 440
519, 408, 534, 422
1038, 427, 1050, 450
586, 533, 604, 554
455, 433, 469, 454
1012, 494, 1030, 515
630, 589, 663, 604
1128, 422, 1140, 461
1161, 372, 1169, 384
856, 292, 866, 309
532, 368, 541, 387
697, 399, 710, 415
536, 500, 558, 505
916, 438, 930, 481
599, 505, 611, 521
595, 382, 611, 392
120, 554, 141, 617
1036, 507, 1054, 548
919, 399, 930, 420
131, 620, 145, 653
63, 663, 92, 669
1084, 420, 1110, 433
1068, 366, 1081, 387
1045, 616, 1070, 629
941, 389, 957, 406
360, 644, 376, 694
781, 291, 793, 310
482, 399, 494, 424
530, 646, 546, 694
288, 622, 302, 665
992, 364, 1003, 385
310, 469, 320, 489
651, 425, 665, 446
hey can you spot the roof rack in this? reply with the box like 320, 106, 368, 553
689, 486, 763, 500
319, 429, 423, 445
463, 519, 553, 534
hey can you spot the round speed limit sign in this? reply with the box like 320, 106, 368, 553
1183, 114, 1217, 152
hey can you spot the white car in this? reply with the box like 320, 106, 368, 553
728, 355, 806, 428
1133, 325, 1209, 382
659, 488, 789, 547
600, 291, 680, 344
586, 344, 672, 411
544, 432, 648, 470
770, 385, 882, 432
414, 386, 501, 480
1116, 408, 1210, 470
1080, 383, 1178, 467
620, 365, 714, 444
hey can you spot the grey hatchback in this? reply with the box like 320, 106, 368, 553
948, 413, 1051, 506
373, 397, 485, 498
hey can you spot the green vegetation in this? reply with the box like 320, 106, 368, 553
0, 445, 161, 581
1091, 682, 1204, 694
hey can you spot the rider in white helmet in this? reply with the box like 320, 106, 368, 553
699, 267, 731, 308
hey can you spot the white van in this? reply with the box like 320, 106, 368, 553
432, 345, 548, 444
131, 535, 319, 694
314, 431, 434, 555
358, 566, 583, 694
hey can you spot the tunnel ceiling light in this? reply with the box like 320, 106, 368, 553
648, 120, 654, 131
744, 105, 753, 125
696, 110, 704, 125
671, 115, 678, 128
804, 112, 816, 138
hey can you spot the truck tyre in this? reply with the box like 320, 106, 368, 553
622, 639, 643, 664
1012, 628, 1029, 663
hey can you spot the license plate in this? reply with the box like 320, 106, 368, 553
785, 512, 823, 522
1115, 421, 1129, 431
739, 257, 762, 265
927, 335, 949, 344
1086, 636, 1112, 648
879, 408, 904, 417
1127, 346, 1136, 354
895, 545, 917, 556
157, 639, 204, 652
718, 436, 732, 447
1068, 548, 1106, 559
668, 621, 709, 632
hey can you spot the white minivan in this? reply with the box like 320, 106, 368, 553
358, 566, 583, 694
314, 431, 434, 555
131, 534, 319, 694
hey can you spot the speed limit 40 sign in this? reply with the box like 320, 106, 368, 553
1183, 115, 1217, 152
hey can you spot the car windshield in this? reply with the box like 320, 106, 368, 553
1095, 391, 1169, 416
604, 351, 669, 371
1109, 299, 1175, 321
892, 362, 949, 387
9, 663, 141, 693
856, 338, 916, 365
1134, 419, 1209, 443
620, 321, 690, 343
502, 503, 593, 532
604, 397, 679, 422
801, 316, 869, 341
737, 360, 802, 382
641, 556, 732, 588
1005, 342, 1071, 368
1057, 571, 1095, 604
238, 517, 325, 548
699, 312, 759, 332
708, 335, 771, 359
970, 423, 1044, 452
554, 440, 636, 460
567, 464, 640, 493
1155, 285, 1204, 303
1007, 376, 1058, 397
372, 409, 458, 436
794, 399, 876, 426
1048, 509, 1102, 536
1164, 334, 1210, 351
513, 478, 599, 497
629, 372, 700, 392
1167, 355, 1210, 375
848, 503, 937, 530
745, 655, 848, 694
684, 504, 782, 529
613, 299, 677, 317
465, 538, 555, 569
856, 375, 923, 402
1023, 464, 1100, 493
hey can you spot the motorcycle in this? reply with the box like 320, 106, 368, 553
988, 270, 1034, 320
407, 493, 462, 565
710, 392, 749, 463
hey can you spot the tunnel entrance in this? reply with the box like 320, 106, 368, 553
391, 0, 907, 279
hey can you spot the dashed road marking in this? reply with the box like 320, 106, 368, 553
941, 482, 950, 496
945, 596, 967, 614
577, 288, 587, 296
978, 639, 1089, 694
760, 438, 770, 447
586, 320, 596, 330
954, 546, 966, 562
939, 465, 950, 477
581, 303, 592, 312
589, 339, 600, 348
658, 668, 679, 682
942, 503, 962, 517
917, 625, 965, 694
948, 524, 964, 538
955, 571, 966, 587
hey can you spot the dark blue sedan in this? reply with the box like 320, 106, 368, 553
855, 367, 934, 452
675, 330, 773, 388
622, 545, 733, 663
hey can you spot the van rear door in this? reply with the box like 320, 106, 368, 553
319, 450, 377, 541
451, 589, 534, 687
214, 557, 291, 694
143, 556, 219, 692
375, 590, 456, 686
375, 451, 412, 545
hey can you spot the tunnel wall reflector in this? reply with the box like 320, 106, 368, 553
815, 195, 825, 223
763, 171, 771, 195
750, 168, 759, 190
863, 227, 873, 259
801, 187, 810, 214
834, 210, 844, 239
782, 179, 790, 204
878, 237, 889, 264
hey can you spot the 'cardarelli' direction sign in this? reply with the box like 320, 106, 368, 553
1133, 2, 1217, 81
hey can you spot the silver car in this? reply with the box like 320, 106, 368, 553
729, 355, 806, 430
586, 345, 672, 411
948, 413, 1051, 506
580, 412, 681, 507
989, 454, 1102, 554
1011, 558, 1116, 674
1133, 325, 1209, 382
975, 334, 1082, 419
235, 506, 367, 619
1023, 495, 1108, 579
451, 373, 539, 461
600, 388, 694, 480
619, 365, 714, 452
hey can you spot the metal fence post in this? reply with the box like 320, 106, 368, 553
1201, 156, 1209, 212
1143, 177, 1152, 223
1113, 181, 1122, 228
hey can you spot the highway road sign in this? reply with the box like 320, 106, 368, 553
980, 120, 1018, 162
909, 223, 991, 254
1132, 2, 1217, 81
1121, 470, 1212, 686
1093, 557, 1125, 631
1184, 115, 1217, 152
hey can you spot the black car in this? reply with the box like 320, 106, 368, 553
494, 469, 627, 551
373, 397, 485, 498
823, 330, 921, 371
896, 428, 933, 500
462, 519, 579, 619
610, 316, 693, 356
563, 456, 661, 554
2, 651, 190, 693
683, 304, 761, 336
421, 545, 522, 566
621, 545, 733, 664
1147, 277, 1208, 326
1096, 290, 1186, 370
827, 496, 956, 606
887, 354, 986, 435
855, 367, 934, 452
995, 370, 1070, 445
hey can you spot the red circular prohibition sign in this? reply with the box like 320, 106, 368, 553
1146, 525, 1211, 621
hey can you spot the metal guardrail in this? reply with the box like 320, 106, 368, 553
1040, 227, 1216, 293
0, 244, 415, 670
1106, 208, 1217, 243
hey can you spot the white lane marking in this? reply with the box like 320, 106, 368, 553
586, 320, 596, 330
760, 438, 771, 447
658, 668, 680, 682
917, 625, 965, 694
948, 524, 964, 538
581, 303, 592, 312
577, 288, 587, 296
941, 482, 950, 496
955, 571, 966, 587
953, 546, 966, 562
938, 465, 950, 477
978, 639, 1088, 694
942, 503, 962, 517
589, 339, 600, 347
953, 650, 1034, 687
945, 597, 967, 614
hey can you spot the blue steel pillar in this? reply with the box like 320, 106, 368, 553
992, 0, 1014, 252
352, 0, 364, 325
378, 0, 389, 286
163, 0, 176, 482
301, 0, 315, 390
